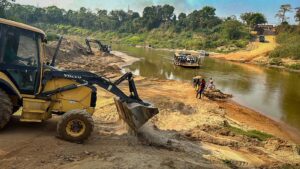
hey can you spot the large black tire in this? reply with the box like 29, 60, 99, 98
57, 110, 94, 143
0, 89, 13, 129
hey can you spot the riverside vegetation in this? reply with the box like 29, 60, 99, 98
2, 1, 254, 50
269, 24, 300, 69
1, 1, 300, 69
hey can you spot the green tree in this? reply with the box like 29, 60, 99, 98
240, 12, 267, 28
178, 13, 186, 20
276, 4, 293, 24
187, 6, 221, 30
142, 6, 163, 30
45, 6, 65, 23
221, 20, 246, 40
0, 0, 14, 17
161, 4, 174, 21
96, 9, 107, 16
130, 12, 140, 19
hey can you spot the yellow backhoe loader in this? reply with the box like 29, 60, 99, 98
0, 18, 158, 142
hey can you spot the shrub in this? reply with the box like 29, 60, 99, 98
227, 125, 273, 141
221, 20, 248, 40
46, 32, 59, 41
124, 35, 144, 45
287, 63, 300, 70
269, 49, 281, 58
234, 40, 248, 48
269, 58, 283, 66
270, 30, 300, 60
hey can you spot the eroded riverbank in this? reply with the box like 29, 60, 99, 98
113, 51, 300, 142
0, 38, 299, 169
115, 44, 300, 133
111, 49, 300, 166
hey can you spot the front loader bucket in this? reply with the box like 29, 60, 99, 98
114, 97, 159, 131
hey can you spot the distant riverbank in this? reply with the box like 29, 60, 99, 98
211, 35, 300, 72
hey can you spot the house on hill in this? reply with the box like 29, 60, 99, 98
254, 24, 276, 35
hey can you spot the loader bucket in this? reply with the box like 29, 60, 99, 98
114, 97, 159, 131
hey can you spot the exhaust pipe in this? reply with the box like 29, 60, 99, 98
50, 35, 63, 67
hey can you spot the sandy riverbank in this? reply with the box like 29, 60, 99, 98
0, 38, 299, 169
110, 51, 140, 68
45, 37, 300, 166
113, 50, 300, 142
211, 35, 300, 72
113, 50, 300, 166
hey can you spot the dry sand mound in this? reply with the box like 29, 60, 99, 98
45, 39, 88, 62
44, 38, 122, 78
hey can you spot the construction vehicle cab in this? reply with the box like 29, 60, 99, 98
0, 18, 158, 142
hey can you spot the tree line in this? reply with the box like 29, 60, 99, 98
1, 1, 268, 34
1, 1, 299, 33
1, 1, 299, 52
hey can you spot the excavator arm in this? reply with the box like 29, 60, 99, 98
42, 71, 141, 103
41, 69, 158, 130
42, 36, 156, 131
85, 38, 110, 54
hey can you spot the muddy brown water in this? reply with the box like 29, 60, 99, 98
114, 45, 300, 132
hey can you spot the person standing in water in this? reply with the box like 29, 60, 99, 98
196, 79, 206, 99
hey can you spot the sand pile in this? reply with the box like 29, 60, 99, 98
44, 38, 122, 78
45, 39, 88, 63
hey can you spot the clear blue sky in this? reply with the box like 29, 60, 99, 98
16, 0, 300, 24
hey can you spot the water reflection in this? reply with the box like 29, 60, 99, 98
115, 45, 300, 131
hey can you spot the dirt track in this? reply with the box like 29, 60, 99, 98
0, 39, 300, 169
212, 35, 300, 70
212, 36, 277, 63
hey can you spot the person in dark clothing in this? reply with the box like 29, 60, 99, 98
196, 79, 206, 99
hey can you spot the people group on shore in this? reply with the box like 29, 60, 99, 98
194, 77, 215, 99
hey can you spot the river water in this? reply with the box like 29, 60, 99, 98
114, 45, 300, 131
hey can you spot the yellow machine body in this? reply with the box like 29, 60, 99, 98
0, 71, 95, 122
0, 18, 158, 141
44, 78, 95, 115
0, 18, 95, 122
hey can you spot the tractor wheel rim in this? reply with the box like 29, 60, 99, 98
66, 119, 86, 137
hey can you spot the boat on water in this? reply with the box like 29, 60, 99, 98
173, 52, 202, 68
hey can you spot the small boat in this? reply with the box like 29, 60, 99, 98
199, 50, 209, 57
173, 52, 202, 68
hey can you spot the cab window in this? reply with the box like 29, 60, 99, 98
3, 29, 39, 66
0, 25, 40, 94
